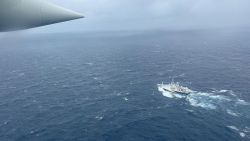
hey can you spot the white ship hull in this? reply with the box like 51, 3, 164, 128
158, 83, 192, 95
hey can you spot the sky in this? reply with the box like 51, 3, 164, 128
33, 0, 250, 33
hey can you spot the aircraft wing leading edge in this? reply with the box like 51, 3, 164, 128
0, 0, 83, 32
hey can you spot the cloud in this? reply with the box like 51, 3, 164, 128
34, 0, 250, 32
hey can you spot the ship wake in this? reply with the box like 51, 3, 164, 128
158, 82, 250, 139
157, 83, 249, 111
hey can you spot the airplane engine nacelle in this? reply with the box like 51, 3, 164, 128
0, 0, 83, 32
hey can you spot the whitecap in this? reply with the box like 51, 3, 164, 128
240, 132, 246, 138
229, 91, 237, 97
236, 99, 249, 106
227, 126, 239, 131
123, 97, 129, 101
186, 109, 194, 113
227, 126, 250, 138
85, 62, 93, 66
242, 127, 250, 139
116, 92, 122, 96
226, 109, 239, 117
3, 121, 9, 125
219, 90, 229, 93
243, 127, 250, 132
95, 116, 103, 120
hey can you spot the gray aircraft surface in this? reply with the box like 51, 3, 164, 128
0, 0, 83, 32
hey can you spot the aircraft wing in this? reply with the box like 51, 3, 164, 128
0, 0, 83, 32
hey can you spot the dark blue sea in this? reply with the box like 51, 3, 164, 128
0, 29, 250, 141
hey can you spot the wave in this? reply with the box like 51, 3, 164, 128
227, 126, 250, 139
158, 82, 250, 139
157, 83, 249, 112
226, 109, 239, 117
236, 99, 250, 106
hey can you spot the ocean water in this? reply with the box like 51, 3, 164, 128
0, 30, 250, 141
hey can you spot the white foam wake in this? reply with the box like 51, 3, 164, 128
157, 82, 250, 139
157, 83, 249, 111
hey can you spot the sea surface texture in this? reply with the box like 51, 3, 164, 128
0, 30, 250, 141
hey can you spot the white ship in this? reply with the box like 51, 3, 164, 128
158, 82, 192, 95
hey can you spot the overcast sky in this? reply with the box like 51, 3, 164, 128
33, 0, 250, 33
